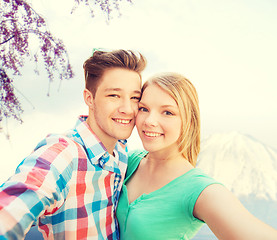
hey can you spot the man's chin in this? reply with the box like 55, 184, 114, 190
115, 131, 133, 140
117, 134, 132, 140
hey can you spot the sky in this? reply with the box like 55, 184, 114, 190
0, 0, 277, 183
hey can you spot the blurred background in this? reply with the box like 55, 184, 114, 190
1, 1, 277, 238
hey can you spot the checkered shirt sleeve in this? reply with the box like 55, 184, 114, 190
0, 116, 128, 239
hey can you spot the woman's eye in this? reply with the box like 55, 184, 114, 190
164, 111, 173, 116
138, 107, 148, 112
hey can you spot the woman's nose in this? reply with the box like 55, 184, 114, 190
144, 112, 158, 127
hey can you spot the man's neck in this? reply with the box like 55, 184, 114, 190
86, 117, 117, 155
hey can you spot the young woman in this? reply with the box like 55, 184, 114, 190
116, 72, 277, 240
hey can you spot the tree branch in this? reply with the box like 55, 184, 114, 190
0, 35, 15, 45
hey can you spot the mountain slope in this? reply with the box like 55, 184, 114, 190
196, 131, 277, 200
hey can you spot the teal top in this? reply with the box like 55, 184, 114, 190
116, 150, 221, 240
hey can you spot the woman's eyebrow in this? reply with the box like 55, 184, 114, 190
161, 105, 178, 108
139, 101, 177, 109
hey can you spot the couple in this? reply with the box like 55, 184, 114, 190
0, 49, 276, 240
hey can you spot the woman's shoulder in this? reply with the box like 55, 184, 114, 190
180, 168, 223, 220
177, 168, 223, 202
184, 168, 222, 188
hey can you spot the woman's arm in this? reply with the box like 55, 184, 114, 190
194, 184, 277, 240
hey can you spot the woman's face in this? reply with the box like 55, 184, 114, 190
136, 84, 182, 154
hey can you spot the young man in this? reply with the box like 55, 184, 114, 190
0, 49, 146, 239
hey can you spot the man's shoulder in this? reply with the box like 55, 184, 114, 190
33, 133, 83, 156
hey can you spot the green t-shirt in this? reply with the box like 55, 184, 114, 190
116, 150, 221, 240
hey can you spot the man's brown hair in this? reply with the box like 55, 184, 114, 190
83, 49, 147, 97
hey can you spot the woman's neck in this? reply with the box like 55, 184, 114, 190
145, 150, 189, 171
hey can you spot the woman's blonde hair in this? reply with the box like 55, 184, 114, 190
141, 72, 200, 166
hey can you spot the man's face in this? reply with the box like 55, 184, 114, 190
88, 68, 141, 150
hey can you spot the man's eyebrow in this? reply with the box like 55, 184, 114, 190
104, 88, 121, 92
104, 88, 141, 94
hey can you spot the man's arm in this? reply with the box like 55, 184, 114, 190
0, 136, 74, 239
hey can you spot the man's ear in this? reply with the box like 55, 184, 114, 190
83, 89, 94, 108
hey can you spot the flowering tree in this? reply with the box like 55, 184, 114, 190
0, 0, 132, 133
0, 0, 73, 128
72, 0, 132, 21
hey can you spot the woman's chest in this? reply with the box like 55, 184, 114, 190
126, 168, 177, 204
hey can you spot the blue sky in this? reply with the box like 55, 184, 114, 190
0, 0, 277, 182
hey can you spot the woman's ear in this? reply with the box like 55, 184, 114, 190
83, 89, 94, 109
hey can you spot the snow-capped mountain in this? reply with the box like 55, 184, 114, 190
193, 132, 277, 239
196, 131, 277, 200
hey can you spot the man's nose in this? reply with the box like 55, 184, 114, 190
118, 99, 134, 114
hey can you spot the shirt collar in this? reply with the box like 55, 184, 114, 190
73, 116, 127, 166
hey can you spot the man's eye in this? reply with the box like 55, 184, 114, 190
108, 94, 119, 98
131, 96, 140, 101
138, 107, 148, 112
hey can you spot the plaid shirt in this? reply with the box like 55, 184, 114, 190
0, 116, 128, 239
